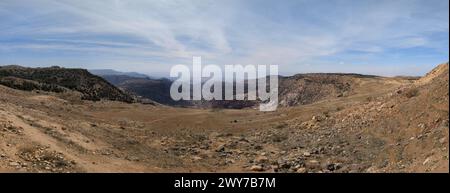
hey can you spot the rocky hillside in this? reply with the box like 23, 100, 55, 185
0, 65, 134, 103
286, 62, 449, 172
278, 73, 378, 107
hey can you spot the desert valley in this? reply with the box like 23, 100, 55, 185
0, 62, 448, 173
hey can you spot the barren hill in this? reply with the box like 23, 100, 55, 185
289, 63, 449, 172
279, 73, 379, 107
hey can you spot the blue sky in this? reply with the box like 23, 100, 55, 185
0, 0, 448, 77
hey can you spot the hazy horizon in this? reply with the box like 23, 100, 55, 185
1, 0, 449, 77
0, 62, 448, 79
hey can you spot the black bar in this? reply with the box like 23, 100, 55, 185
0, 173, 448, 192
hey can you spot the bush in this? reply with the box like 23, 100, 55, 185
404, 87, 419, 98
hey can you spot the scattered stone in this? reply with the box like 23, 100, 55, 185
215, 145, 225, 152
254, 156, 269, 164
278, 161, 291, 169
9, 162, 20, 167
126, 156, 140, 162
303, 152, 311, 157
423, 157, 432, 165
326, 163, 341, 171
418, 123, 426, 129
296, 167, 307, 173
192, 156, 203, 161
305, 160, 320, 169
250, 165, 264, 172
366, 166, 378, 173
226, 159, 235, 164
271, 165, 279, 171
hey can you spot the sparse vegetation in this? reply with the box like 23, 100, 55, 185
404, 87, 420, 98
0, 66, 135, 103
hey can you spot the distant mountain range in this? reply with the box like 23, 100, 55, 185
88, 69, 150, 79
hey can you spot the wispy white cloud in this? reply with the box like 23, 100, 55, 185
0, 0, 448, 76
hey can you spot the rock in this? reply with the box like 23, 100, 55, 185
254, 156, 269, 164
326, 163, 341, 171
9, 162, 20, 167
250, 165, 264, 172
215, 145, 225, 152
279, 161, 291, 169
418, 123, 426, 129
126, 156, 140, 162
192, 156, 203, 161
239, 137, 249, 143
271, 165, 279, 171
312, 115, 323, 122
296, 167, 307, 173
305, 160, 320, 169
303, 152, 311, 157
226, 159, 235, 164
439, 137, 446, 144
366, 166, 378, 173
423, 157, 432, 165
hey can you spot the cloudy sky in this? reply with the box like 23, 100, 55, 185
0, 0, 448, 77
